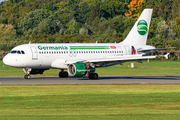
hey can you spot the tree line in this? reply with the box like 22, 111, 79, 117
0, 0, 180, 51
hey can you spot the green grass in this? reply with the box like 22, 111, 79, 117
1, 60, 180, 76
0, 85, 180, 120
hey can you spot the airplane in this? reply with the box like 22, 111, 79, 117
3, 9, 173, 79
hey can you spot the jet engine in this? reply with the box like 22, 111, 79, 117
68, 63, 95, 77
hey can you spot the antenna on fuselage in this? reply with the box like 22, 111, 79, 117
96, 41, 98, 44
29, 41, 31, 44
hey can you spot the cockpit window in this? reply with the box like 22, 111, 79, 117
11, 51, 17, 54
9, 50, 25, 54
21, 51, 25, 54
17, 51, 21, 54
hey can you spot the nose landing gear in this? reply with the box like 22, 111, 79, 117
24, 74, 31, 79
23, 68, 32, 79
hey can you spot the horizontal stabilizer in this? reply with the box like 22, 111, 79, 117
156, 53, 169, 59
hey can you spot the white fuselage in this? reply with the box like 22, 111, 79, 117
3, 9, 156, 71
3, 43, 155, 69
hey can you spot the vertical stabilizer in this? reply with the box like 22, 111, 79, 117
122, 9, 153, 45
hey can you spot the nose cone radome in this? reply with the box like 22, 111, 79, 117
3, 55, 24, 67
3, 55, 10, 66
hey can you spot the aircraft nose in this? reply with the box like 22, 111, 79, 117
3, 54, 26, 67
3, 55, 11, 66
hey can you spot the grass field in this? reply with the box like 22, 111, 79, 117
0, 85, 180, 120
1, 60, 180, 76
1, 60, 180, 119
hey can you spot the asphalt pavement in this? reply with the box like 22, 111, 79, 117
1, 75, 180, 85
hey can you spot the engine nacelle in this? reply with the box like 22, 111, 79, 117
68, 63, 94, 77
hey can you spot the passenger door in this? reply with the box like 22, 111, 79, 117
30, 46, 38, 60
124, 46, 130, 55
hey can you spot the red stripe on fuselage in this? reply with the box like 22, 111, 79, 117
110, 46, 116, 49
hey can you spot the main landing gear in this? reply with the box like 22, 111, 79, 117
88, 73, 98, 79
59, 70, 68, 78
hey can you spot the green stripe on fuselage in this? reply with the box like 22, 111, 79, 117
70, 46, 110, 50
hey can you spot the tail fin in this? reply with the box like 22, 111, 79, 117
122, 9, 153, 45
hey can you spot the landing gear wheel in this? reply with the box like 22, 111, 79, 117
89, 73, 98, 79
92, 73, 98, 79
24, 75, 31, 79
89, 73, 93, 79
64, 72, 68, 77
59, 71, 68, 78
59, 72, 63, 78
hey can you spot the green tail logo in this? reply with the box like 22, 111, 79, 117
137, 20, 148, 35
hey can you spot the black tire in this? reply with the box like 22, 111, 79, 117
92, 73, 98, 79
63, 72, 68, 78
88, 73, 93, 79
59, 72, 68, 78
59, 72, 63, 78
24, 75, 28, 79
24, 75, 31, 79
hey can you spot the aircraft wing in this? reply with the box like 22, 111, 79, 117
65, 55, 157, 65
87, 55, 156, 63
